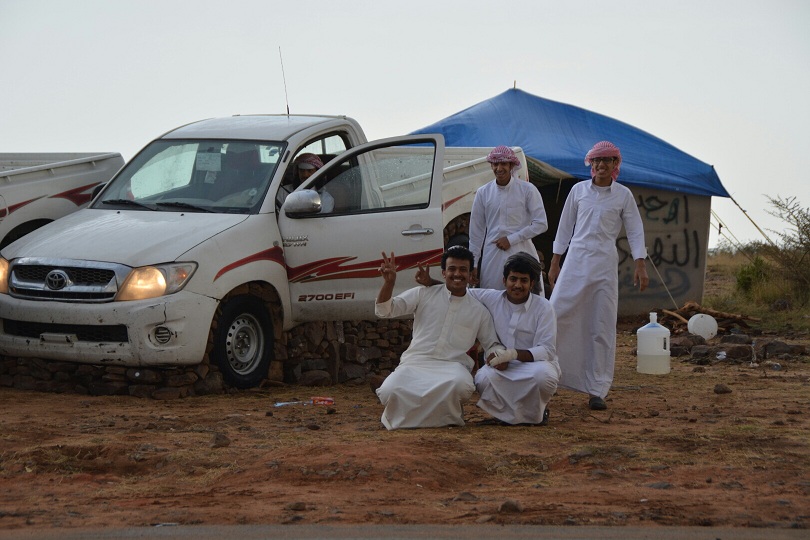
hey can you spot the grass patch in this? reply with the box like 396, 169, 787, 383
703, 250, 810, 334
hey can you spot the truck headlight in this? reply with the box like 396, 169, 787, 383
0, 258, 8, 294
116, 263, 197, 301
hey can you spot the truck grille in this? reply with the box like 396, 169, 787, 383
8, 258, 131, 302
2, 319, 129, 342
15, 265, 116, 284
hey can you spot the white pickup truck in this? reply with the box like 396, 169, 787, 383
0, 115, 527, 389
0, 153, 125, 249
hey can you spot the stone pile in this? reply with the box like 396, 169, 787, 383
0, 319, 413, 399
668, 333, 807, 367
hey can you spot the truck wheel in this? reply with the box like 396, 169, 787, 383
0, 219, 51, 250
212, 296, 273, 389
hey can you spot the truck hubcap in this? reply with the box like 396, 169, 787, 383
225, 314, 264, 374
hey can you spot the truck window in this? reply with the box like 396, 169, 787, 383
95, 140, 283, 214
315, 142, 435, 215
130, 143, 198, 197
277, 133, 350, 210
297, 134, 348, 157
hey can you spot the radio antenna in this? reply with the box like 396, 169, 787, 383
279, 46, 290, 115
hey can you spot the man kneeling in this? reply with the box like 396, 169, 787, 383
375, 246, 505, 430
418, 252, 560, 425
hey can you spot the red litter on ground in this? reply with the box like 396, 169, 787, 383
273, 397, 335, 407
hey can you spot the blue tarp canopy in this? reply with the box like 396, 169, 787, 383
411, 89, 729, 198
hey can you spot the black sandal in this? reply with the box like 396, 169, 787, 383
588, 396, 607, 410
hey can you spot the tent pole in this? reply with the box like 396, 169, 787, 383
728, 195, 777, 247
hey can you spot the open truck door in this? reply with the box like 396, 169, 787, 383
278, 134, 446, 322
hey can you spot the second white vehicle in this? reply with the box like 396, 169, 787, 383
0, 152, 124, 248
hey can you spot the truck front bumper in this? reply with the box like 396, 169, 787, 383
0, 291, 218, 367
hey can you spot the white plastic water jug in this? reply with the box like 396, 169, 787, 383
636, 312, 671, 374
687, 313, 718, 340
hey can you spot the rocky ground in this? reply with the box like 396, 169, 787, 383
1, 321, 808, 531
1, 256, 809, 532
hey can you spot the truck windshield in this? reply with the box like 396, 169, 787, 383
93, 140, 283, 214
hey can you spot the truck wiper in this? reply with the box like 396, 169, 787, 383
100, 198, 157, 210
155, 201, 214, 213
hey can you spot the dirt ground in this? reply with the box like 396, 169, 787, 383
1, 296, 809, 531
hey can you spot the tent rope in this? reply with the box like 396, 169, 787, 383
710, 211, 756, 261
646, 252, 679, 311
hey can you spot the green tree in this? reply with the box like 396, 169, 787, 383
760, 196, 810, 305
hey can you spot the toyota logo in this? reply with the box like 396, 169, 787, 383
45, 270, 70, 290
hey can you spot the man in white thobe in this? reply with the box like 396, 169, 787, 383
375, 246, 506, 430
548, 141, 649, 411
416, 252, 560, 425
469, 146, 548, 292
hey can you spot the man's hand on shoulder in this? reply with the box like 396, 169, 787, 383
415, 263, 439, 287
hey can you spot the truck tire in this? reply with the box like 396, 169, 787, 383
0, 219, 51, 250
212, 296, 273, 389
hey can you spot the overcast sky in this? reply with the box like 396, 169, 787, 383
2, 0, 808, 248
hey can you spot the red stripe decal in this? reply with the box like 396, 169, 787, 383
3, 182, 101, 217
287, 249, 444, 283
214, 247, 444, 284
214, 247, 285, 281
50, 182, 102, 206
7, 196, 45, 215
442, 192, 471, 212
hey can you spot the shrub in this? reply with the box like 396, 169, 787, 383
735, 256, 770, 295
760, 196, 810, 305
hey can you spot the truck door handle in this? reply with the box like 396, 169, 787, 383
401, 228, 434, 236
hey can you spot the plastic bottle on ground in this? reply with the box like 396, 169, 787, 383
636, 312, 671, 375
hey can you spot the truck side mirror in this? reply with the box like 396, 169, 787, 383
283, 189, 323, 217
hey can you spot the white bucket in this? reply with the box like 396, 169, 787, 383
636, 312, 671, 374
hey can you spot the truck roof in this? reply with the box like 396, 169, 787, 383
161, 114, 360, 142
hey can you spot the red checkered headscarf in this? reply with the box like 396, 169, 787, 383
486, 146, 521, 169
584, 141, 622, 181
295, 153, 324, 170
